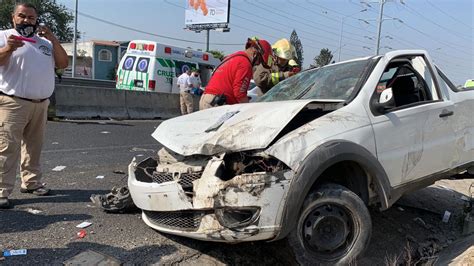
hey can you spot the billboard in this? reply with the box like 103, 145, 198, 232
185, 0, 230, 29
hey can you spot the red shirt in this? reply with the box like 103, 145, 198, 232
204, 51, 252, 104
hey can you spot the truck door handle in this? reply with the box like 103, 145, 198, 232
439, 110, 454, 118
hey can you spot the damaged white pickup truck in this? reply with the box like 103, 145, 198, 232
128, 50, 474, 264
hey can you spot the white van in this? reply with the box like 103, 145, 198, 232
116, 40, 220, 93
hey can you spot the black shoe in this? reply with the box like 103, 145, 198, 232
0, 197, 11, 209
20, 186, 50, 196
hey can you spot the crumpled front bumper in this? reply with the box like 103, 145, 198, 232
128, 156, 293, 242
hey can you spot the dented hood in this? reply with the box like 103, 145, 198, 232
152, 100, 316, 156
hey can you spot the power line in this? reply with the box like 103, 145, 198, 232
248, 0, 374, 48
231, 5, 363, 53
399, 1, 472, 44
292, 0, 377, 35
68, 8, 241, 46
425, 0, 474, 30
163, 0, 360, 59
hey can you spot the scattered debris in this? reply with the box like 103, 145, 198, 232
442, 211, 451, 223
113, 170, 125, 175
100, 131, 111, 134
90, 186, 137, 213
76, 221, 92, 229
3, 249, 27, 257
462, 184, 474, 235
52, 166, 66, 171
413, 217, 429, 229
131, 147, 155, 152
95, 175, 105, 179
24, 208, 42, 215
77, 229, 87, 239
63, 249, 121, 265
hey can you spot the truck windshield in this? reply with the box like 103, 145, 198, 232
259, 59, 371, 102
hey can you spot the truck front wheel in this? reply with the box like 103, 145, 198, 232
288, 183, 372, 265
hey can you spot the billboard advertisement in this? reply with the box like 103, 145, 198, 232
185, 0, 230, 27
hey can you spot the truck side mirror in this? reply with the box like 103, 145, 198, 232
374, 88, 395, 113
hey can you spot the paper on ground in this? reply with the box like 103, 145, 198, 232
76, 221, 93, 229
52, 166, 66, 171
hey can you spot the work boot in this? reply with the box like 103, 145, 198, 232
0, 197, 11, 209
20, 186, 50, 196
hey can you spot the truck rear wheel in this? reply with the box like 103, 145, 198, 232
288, 183, 372, 265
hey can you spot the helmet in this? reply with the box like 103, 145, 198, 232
272, 38, 296, 60
246, 37, 274, 68
288, 59, 298, 67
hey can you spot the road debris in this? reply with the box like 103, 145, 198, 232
462, 182, 474, 235
76, 221, 92, 229
76, 229, 87, 239
95, 175, 105, 179
3, 249, 27, 257
442, 211, 451, 223
24, 208, 42, 215
413, 217, 429, 229
90, 186, 136, 213
52, 166, 66, 171
52, 142, 59, 145
113, 170, 125, 175
100, 131, 111, 134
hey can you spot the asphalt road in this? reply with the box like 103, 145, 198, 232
0, 120, 470, 265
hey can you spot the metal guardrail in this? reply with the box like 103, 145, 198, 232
57, 77, 116, 89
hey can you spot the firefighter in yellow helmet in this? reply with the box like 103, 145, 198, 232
253, 38, 298, 93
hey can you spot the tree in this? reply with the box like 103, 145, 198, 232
290, 29, 303, 67
311, 48, 334, 68
208, 50, 225, 61
0, 0, 76, 42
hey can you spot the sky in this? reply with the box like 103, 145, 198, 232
57, 0, 473, 85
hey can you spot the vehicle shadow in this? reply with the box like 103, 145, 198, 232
58, 120, 135, 127
0, 209, 92, 234
9, 189, 110, 205
0, 242, 177, 265
161, 233, 298, 265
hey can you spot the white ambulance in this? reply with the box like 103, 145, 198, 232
116, 40, 220, 93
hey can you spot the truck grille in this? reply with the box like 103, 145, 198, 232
144, 210, 210, 231
151, 171, 203, 189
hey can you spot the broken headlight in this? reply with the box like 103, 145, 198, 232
215, 207, 261, 229
217, 151, 290, 180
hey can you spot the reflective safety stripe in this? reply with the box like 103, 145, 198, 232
271, 72, 279, 85
465, 80, 474, 88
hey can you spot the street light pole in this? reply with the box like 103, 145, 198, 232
375, 0, 385, 55
338, 9, 367, 62
338, 18, 345, 62
72, 0, 78, 78
205, 29, 210, 52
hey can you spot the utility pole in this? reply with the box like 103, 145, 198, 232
72, 0, 78, 78
205, 29, 210, 52
375, 0, 385, 55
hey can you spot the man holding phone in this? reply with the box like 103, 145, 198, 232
0, 3, 68, 208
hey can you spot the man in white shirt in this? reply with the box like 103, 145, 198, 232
177, 68, 193, 115
0, 3, 68, 208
